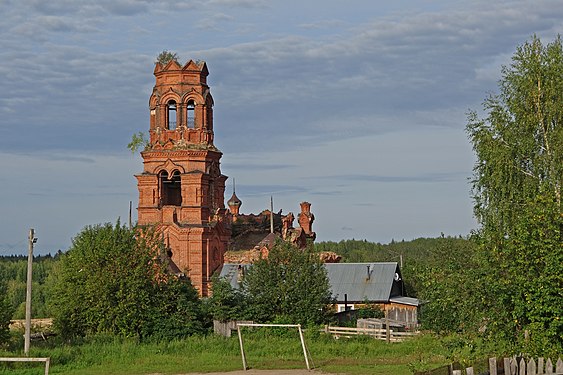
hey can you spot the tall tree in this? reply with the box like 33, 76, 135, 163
50, 222, 206, 339
243, 241, 333, 326
466, 35, 562, 354
467, 35, 562, 236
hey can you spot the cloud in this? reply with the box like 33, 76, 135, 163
225, 163, 296, 171
314, 172, 460, 184
207, 0, 266, 8
298, 20, 347, 30
235, 184, 309, 197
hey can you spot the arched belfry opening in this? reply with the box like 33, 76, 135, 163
159, 170, 182, 206
167, 100, 177, 130
186, 100, 195, 128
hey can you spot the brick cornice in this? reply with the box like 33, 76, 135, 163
141, 149, 222, 159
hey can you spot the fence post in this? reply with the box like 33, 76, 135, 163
545, 358, 553, 374
556, 358, 563, 374
489, 357, 497, 375
466, 367, 474, 375
504, 358, 512, 375
452, 370, 462, 375
538, 358, 544, 374
519, 358, 526, 375
528, 358, 537, 375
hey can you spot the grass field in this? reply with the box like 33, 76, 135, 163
0, 331, 451, 375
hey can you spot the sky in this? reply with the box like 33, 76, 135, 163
1, 0, 562, 255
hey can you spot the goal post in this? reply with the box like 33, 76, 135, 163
235, 323, 311, 371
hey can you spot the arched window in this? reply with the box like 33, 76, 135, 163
167, 100, 177, 130
186, 100, 195, 128
159, 170, 182, 206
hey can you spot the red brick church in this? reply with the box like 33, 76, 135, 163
135, 58, 317, 296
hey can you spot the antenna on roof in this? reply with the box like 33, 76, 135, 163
233, 178, 236, 194
270, 196, 274, 234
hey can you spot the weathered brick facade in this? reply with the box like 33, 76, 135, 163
136, 59, 230, 296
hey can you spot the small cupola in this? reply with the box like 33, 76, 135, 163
227, 179, 242, 216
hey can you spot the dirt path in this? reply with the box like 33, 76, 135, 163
176, 371, 337, 375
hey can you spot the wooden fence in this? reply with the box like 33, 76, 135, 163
323, 325, 418, 342
453, 357, 563, 375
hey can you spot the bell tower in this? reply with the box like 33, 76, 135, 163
136, 59, 230, 296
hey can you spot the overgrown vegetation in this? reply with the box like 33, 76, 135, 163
127, 131, 149, 153
0, 332, 450, 375
155, 50, 179, 65
209, 240, 334, 326
49, 221, 206, 340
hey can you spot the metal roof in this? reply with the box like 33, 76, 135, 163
324, 262, 399, 303
219, 263, 250, 289
389, 296, 420, 307
219, 262, 403, 303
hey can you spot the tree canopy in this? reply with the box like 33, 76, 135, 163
209, 241, 333, 327
50, 222, 206, 340
244, 241, 333, 326
156, 50, 179, 65
466, 35, 562, 354
467, 35, 562, 236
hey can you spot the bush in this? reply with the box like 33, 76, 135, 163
50, 221, 206, 340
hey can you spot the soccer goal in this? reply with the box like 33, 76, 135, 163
235, 323, 312, 371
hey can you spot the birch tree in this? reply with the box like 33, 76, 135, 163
466, 35, 563, 354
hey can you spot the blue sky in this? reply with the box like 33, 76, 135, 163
1, 0, 562, 255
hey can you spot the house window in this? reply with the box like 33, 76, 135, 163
186, 100, 195, 128
167, 100, 177, 130
159, 170, 182, 206
337, 304, 354, 313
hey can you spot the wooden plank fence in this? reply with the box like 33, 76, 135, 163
323, 325, 418, 342
452, 357, 563, 375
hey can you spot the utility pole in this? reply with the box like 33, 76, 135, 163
129, 201, 132, 229
24, 228, 36, 356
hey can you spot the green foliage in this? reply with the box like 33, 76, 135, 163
207, 275, 249, 322
243, 241, 334, 326
408, 237, 481, 334
467, 35, 562, 236
127, 131, 149, 153
0, 281, 13, 347
354, 304, 384, 320
155, 50, 179, 65
339, 303, 385, 327
0, 332, 450, 375
0, 255, 56, 320
466, 35, 563, 354
49, 221, 205, 340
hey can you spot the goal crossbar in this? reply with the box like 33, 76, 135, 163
236, 323, 311, 371
0, 357, 50, 375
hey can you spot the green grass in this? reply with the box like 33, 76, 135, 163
0, 332, 450, 375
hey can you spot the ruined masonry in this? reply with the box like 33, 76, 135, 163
136, 59, 230, 296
